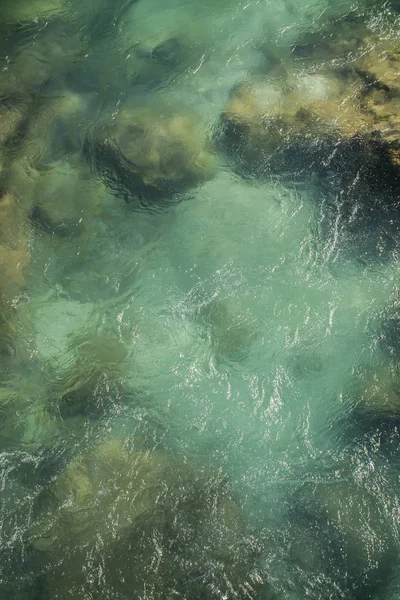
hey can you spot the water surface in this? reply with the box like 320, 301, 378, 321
1, 1, 400, 599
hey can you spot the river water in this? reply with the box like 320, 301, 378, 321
1, 1, 400, 599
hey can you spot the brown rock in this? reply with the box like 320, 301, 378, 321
0, 191, 29, 298
89, 105, 216, 205
31, 439, 270, 599
219, 69, 366, 171
220, 26, 400, 175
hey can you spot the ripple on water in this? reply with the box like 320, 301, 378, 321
1, 1, 400, 599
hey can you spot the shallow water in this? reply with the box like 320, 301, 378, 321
2, 0, 400, 599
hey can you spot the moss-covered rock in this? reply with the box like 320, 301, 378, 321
356, 43, 400, 163
219, 69, 366, 174
87, 105, 216, 206
30, 439, 271, 599
219, 20, 400, 180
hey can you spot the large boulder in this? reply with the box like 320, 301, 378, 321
218, 20, 400, 183
30, 439, 272, 599
356, 42, 400, 163
86, 105, 216, 207
218, 69, 367, 175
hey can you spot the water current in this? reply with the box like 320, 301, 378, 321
2, 0, 400, 598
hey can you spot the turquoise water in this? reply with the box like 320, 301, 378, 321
2, 0, 400, 598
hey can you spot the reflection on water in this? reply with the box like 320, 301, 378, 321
2, 0, 400, 598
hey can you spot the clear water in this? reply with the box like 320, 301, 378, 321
2, 0, 400, 599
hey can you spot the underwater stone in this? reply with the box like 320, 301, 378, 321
199, 297, 258, 363
0, 304, 18, 358
218, 69, 366, 176
0, 104, 26, 148
0, 191, 30, 299
30, 438, 271, 599
0, 246, 27, 297
150, 36, 184, 64
291, 479, 397, 599
291, 16, 371, 63
356, 44, 400, 164
29, 164, 104, 238
51, 328, 129, 421
0, 375, 58, 448
0, 25, 85, 101
219, 22, 400, 179
0, 95, 105, 240
130, 33, 205, 89
0, 102, 36, 186
32, 89, 94, 155
0, 190, 31, 366
30, 440, 169, 550
354, 363, 400, 421
86, 105, 216, 207
135, 36, 187, 67
0, 0, 68, 24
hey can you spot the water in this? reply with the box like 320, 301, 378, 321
2, 0, 400, 598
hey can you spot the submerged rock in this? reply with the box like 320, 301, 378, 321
0, 92, 106, 243
51, 328, 129, 421
291, 16, 371, 63
199, 297, 258, 364
0, 373, 59, 449
353, 363, 400, 422
356, 43, 400, 164
30, 438, 271, 599
0, 0, 68, 25
0, 17, 88, 102
131, 33, 205, 89
0, 115, 32, 363
0, 100, 38, 179
0, 191, 30, 300
86, 104, 216, 207
291, 479, 397, 599
29, 164, 105, 239
218, 21, 400, 185
218, 70, 365, 175
0, 103, 27, 150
